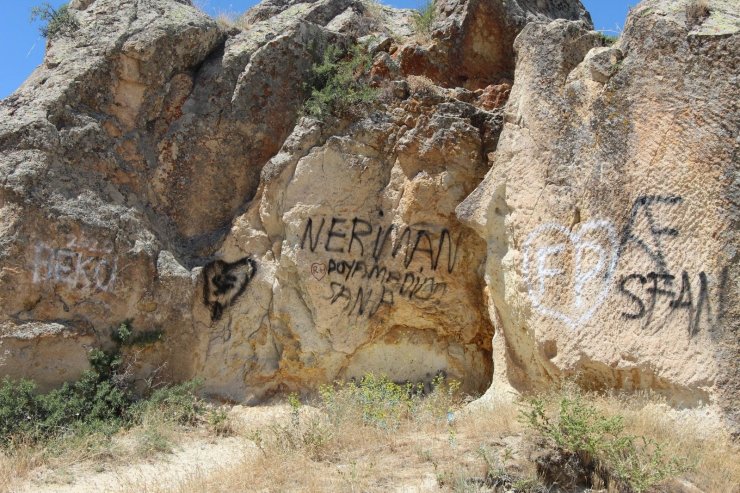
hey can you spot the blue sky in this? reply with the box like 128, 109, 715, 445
1, 0, 635, 99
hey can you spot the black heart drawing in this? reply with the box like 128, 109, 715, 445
203, 257, 257, 321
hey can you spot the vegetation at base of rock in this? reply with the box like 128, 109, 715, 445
519, 384, 690, 492
30, 2, 79, 39
685, 0, 711, 27
2, 376, 738, 492
0, 323, 201, 447
413, 0, 437, 36
111, 322, 164, 347
250, 374, 465, 462
319, 373, 462, 430
301, 43, 376, 120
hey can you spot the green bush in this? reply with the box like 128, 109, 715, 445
0, 323, 200, 447
0, 366, 132, 445
413, 0, 437, 36
134, 380, 205, 427
302, 43, 376, 120
111, 322, 163, 347
30, 2, 79, 39
520, 387, 689, 492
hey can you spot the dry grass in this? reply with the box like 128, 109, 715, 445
2, 378, 738, 493
590, 393, 740, 492
686, 0, 711, 28
133, 396, 527, 493
0, 399, 227, 492
214, 11, 254, 31
407, 75, 442, 97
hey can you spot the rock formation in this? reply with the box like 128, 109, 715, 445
0, 0, 737, 429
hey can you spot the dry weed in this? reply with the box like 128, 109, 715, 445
407, 75, 441, 97
686, 0, 711, 27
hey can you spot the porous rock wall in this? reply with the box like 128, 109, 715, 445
458, 0, 739, 427
0, 0, 737, 430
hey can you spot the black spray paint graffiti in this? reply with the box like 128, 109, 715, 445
300, 215, 459, 319
616, 195, 720, 336
325, 259, 448, 317
619, 271, 711, 336
619, 195, 682, 275
300, 216, 461, 273
203, 257, 257, 321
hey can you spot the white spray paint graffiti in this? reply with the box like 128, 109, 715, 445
32, 242, 117, 292
522, 220, 618, 329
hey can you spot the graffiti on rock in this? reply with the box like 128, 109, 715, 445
32, 241, 117, 292
619, 195, 682, 275
615, 195, 720, 336
299, 215, 460, 319
522, 220, 619, 329
523, 195, 725, 335
618, 270, 711, 336
311, 262, 327, 281
203, 257, 257, 321
300, 216, 460, 273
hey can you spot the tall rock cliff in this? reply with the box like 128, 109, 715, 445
0, 0, 737, 429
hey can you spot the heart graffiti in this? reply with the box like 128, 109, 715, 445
311, 262, 327, 281
522, 220, 618, 329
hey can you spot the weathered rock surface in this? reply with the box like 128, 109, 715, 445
458, 0, 739, 427
0, 0, 737, 431
398, 0, 592, 89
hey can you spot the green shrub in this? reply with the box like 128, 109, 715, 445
0, 323, 200, 448
520, 386, 689, 492
319, 374, 417, 429
302, 43, 376, 120
0, 368, 131, 445
111, 322, 163, 347
30, 2, 79, 39
413, 0, 437, 36
134, 380, 205, 427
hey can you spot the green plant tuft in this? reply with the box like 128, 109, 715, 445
519, 385, 690, 492
301, 43, 376, 120
30, 2, 79, 39
413, 0, 437, 36
598, 32, 619, 45
112, 322, 163, 347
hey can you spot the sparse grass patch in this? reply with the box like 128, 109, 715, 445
4, 374, 737, 492
214, 10, 255, 31
598, 32, 619, 45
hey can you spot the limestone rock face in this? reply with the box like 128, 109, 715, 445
0, 0, 525, 396
0, 0, 737, 430
458, 0, 739, 426
398, 0, 592, 89
199, 98, 501, 400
